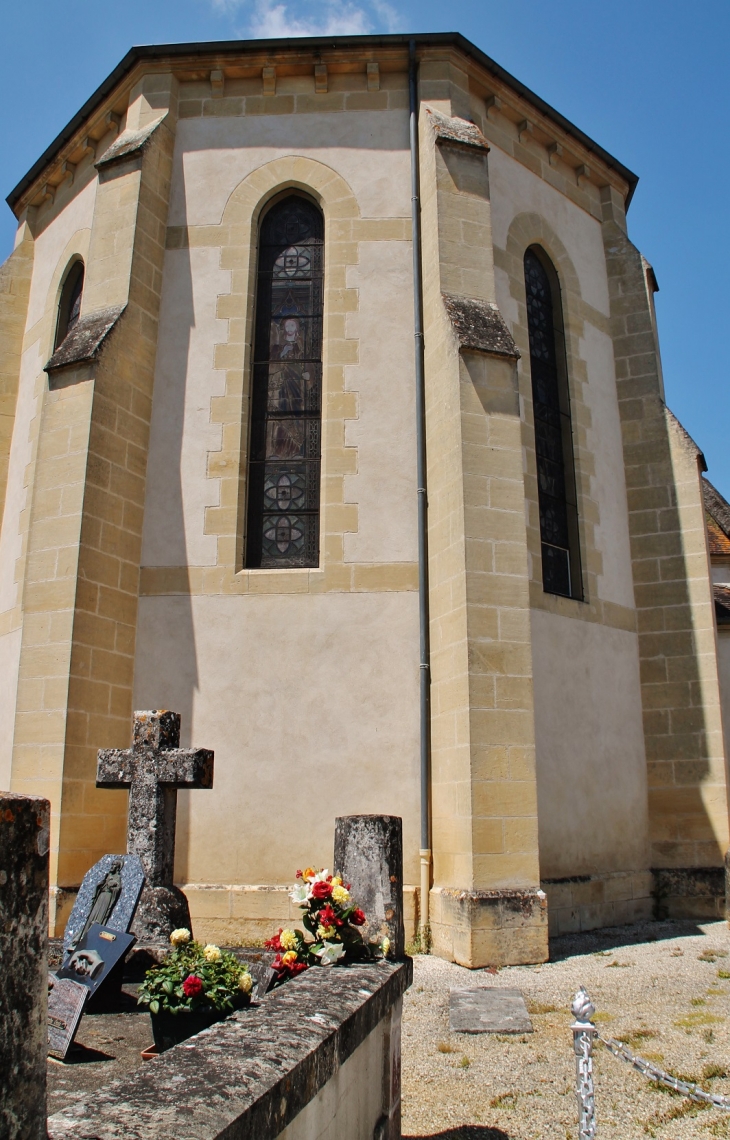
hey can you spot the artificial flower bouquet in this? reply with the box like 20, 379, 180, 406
265, 867, 390, 983
137, 928, 253, 1017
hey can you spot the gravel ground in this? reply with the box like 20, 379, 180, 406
401, 919, 730, 1140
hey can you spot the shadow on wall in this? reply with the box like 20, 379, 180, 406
132, 175, 200, 882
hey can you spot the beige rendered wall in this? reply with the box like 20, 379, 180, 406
487, 143, 650, 897
133, 86, 421, 941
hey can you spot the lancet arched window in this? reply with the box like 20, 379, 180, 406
524, 246, 582, 599
55, 260, 84, 349
245, 195, 324, 568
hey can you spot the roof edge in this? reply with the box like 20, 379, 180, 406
6, 31, 638, 214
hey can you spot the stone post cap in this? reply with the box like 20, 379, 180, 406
133, 710, 181, 750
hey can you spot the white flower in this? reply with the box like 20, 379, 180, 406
238, 970, 252, 994
203, 944, 221, 962
290, 884, 311, 907
170, 928, 191, 946
316, 941, 346, 966
312, 869, 330, 883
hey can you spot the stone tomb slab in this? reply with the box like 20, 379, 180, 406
63, 854, 144, 955
449, 986, 533, 1034
47, 974, 88, 1060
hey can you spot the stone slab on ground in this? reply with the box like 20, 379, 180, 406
449, 986, 533, 1034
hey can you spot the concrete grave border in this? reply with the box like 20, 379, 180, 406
48, 958, 411, 1140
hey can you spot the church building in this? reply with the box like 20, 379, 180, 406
1, 31, 728, 967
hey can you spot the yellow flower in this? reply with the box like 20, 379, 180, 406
317, 924, 336, 940
282, 950, 298, 966
238, 971, 253, 994
382, 937, 391, 958
203, 944, 221, 962
302, 866, 317, 882
279, 929, 298, 951
170, 928, 191, 947
331, 876, 342, 887
331, 884, 350, 905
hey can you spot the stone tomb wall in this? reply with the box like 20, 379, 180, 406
47, 958, 411, 1140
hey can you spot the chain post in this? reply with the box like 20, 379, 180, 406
571, 986, 597, 1139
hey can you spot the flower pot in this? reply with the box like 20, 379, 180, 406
150, 1008, 226, 1052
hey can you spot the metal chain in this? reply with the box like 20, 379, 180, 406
598, 1032, 730, 1111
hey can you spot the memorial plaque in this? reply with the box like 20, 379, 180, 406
47, 973, 87, 1060
449, 987, 533, 1034
58, 924, 136, 998
63, 853, 144, 955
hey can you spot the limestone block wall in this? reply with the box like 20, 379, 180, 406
602, 185, 730, 891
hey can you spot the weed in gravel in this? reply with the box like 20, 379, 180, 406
670, 948, 684, 957
606, 959, 632, 968
642, 1097, 709, 1135
459, 1055, 471, 1069
718, 969, 730, 979
527, 1001, 559, 1014
593, 1011, 615, 1023
437, 1041, 456, 1053
702, 1062, 729, 1080
699, 948, 727, 962
622, 1027, 659, 1049
692, 997, 708, 1006
489, 1091, 518, 1109
704, 1028, 716, 1044
675, 1010, 722, 1029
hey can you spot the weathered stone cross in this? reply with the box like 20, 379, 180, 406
96, 710, 213, 943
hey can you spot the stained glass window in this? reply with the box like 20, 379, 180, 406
524, 247, 582, 600
245, 196, 324, 568
55, 260, 84, 349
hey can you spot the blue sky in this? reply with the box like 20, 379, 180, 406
2, 0, 728, 491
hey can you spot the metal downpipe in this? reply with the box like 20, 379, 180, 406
409, 40, 431, 947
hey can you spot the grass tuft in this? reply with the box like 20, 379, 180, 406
489, 1091, 518, 1109
437, 1041, 455, 1054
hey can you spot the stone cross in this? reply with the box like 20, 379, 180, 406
0, 791, 50, 1140
96, 710, 213, 944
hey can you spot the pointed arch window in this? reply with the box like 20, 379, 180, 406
55, 260, 84, 349
524, 246, 582, 599
245, 195, 324, 568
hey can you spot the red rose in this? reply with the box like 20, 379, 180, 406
182, 974, 204, 997
318, 904, 340, 928
289, 961, 308, 975
265, 929, 283, 951
350, 908, 366, 926
312, 880, 332, 900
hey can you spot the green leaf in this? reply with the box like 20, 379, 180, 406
162, 979, 174, 994
150, 1000, 160, 1015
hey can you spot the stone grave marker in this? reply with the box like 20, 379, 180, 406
449, 986, 533, 1034
0, 791, 50, 1140
96, 709, 214, 946
334, 814, 405, 957
63, 852, 144, 955
47, 974, 87, 1060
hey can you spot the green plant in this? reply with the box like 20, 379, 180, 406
138, 932, 252, 1016
437, 1041, 455, 1053
459, 1055, 471, 1068
703, 1062, 729, 1081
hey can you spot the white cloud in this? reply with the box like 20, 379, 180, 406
207, 0, 405, 38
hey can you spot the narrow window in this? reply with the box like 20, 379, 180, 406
245, 195, 324, 568
55, 260, 84, 349
524, 246, 582, 599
